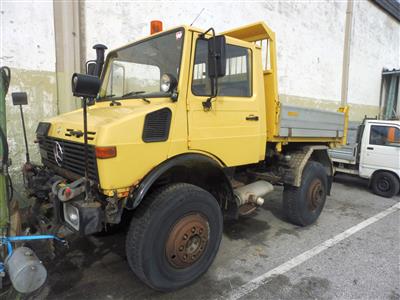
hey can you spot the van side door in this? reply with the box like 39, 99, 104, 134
359, 123, 400, 178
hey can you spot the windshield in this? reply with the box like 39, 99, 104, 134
100, 29, 184, 100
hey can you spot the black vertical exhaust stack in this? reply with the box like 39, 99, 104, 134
92, 44, 108, 78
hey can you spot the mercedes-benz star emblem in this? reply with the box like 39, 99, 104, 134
53, 141, 64, 167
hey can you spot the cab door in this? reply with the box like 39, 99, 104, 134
360, 123, 400, 177
187, 33, 264, 166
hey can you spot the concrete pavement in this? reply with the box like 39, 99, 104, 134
24, 173, 400, 300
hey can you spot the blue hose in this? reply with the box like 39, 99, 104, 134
1, 234, 66, 256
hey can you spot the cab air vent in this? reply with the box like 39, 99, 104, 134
142, 108, 172, 142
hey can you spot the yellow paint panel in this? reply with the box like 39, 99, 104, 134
287, 111, 299, 117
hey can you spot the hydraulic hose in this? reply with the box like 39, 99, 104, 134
0, 126, 8, 170
0, 66, 11, 235
0, 127, 12, 202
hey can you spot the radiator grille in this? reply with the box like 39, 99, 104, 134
38, 136, 99, 182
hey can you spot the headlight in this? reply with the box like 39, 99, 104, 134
63, 203, 80, 231
62, 200, 103, 235
160, 73, 177, 93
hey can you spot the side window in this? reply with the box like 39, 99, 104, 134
369, 125, 400, 146
192, 39, 251, 97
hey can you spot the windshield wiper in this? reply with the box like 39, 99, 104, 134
98, 94, 115, 100
141, 98, 151, 104
121, 90, 146, 98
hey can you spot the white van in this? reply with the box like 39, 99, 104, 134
330, 119, 400, 198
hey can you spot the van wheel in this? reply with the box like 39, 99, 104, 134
371, 171, 400, 198
283, 161, 328, 226
126, 183, 223, 291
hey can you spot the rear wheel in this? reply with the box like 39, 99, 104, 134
371, 171, 400, 198
126, 183, 223, 291
283, 161, 328, 226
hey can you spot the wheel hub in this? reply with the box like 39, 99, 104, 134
165, 213, 209, 268
308, 179, 324, 211
377, 177, 390, 192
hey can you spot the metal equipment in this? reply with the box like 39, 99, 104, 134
0, 66, 67, 294
11, 92, 30, 163
0, 235, 66, 293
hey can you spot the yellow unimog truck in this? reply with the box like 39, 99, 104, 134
24, 22, 348, 291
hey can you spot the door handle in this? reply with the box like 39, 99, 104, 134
367, 146, 374, 150
246, 115, 259, 121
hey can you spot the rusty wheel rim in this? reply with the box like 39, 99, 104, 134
307, 179, 324, 212
165, 213, 209, 269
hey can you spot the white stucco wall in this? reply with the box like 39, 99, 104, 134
1, 1, 56, 71
1, 1, 57, 188
83, 1, 399, 111
84, 1, 348, 103
349, 0, 400, 106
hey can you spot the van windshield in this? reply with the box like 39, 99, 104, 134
100, 29, 184, 100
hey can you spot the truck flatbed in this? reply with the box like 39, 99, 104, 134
279, 104, 346, 138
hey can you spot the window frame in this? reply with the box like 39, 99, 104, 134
369, 124, 400, 147
107, 60, 162, 97
98, 27, 185, 102
190, 38, 253, 98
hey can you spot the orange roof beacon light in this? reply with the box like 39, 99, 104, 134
150, 20, 163, 35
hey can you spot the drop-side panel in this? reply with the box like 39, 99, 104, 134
279, 105, 345, 138
329, 121, 360, 164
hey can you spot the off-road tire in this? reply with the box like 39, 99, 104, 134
125, 183, 223, 291
283, 161, 328, 226
371, 171, 400, 198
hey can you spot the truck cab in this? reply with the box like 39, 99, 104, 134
331, 119, 400, 197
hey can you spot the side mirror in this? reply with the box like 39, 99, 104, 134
71, 73, 101, 98
208, 35, 226, 78
86, 61, 97, 76
11, 92, 28, 106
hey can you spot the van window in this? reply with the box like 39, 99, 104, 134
192, 39, 251, 97
369, 125, 400, 146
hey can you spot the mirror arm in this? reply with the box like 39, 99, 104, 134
201, 27, 219, 111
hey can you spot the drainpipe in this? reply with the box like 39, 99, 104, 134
341, 0, 354, 107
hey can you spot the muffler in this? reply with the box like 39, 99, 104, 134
234, 180, 274, 208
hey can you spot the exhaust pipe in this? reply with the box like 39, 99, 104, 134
234, 180, 274, 207
92, 44, 108, 77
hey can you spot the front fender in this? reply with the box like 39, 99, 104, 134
126, 153, 234, 211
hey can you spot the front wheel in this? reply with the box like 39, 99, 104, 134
371, 171, 400, 198
283, 161, 328, 226
126, 183, 223, 291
